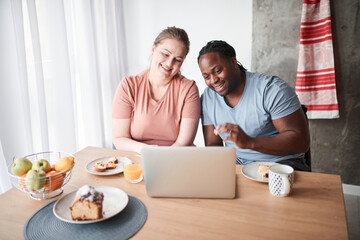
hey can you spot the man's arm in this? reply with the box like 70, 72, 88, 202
216, 108, 310, 155
203, 124, 224, 146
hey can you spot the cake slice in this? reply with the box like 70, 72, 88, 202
258, 164, 270, 178
108, 156, 118, 164
94, 160, 107, 172
70, 185, 104, 220
106, 162, 117, 169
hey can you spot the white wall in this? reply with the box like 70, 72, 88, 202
122, 0, 252, 146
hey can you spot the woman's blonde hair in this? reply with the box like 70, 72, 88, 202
153, 26, 190, 55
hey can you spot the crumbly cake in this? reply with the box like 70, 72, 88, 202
108, 156, 118, 164
106, 161, 117, 169
93, 158, 118, 172
70, 185, 104, 220
94, 160, 107, 172
258, 164, 270, 178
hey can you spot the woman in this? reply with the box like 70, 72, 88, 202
112, 27, 200, 153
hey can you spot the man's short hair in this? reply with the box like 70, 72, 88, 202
197, 40, 247, 72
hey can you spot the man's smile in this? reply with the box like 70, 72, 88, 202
214, 82, 226, 93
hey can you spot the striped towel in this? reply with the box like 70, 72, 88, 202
295, 0, 339, 119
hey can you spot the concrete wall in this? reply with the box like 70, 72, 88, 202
252, 0, 360, 185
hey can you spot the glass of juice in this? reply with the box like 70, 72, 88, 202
123, 161, 143, 183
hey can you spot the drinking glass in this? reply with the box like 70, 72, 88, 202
123, 161, 143, 183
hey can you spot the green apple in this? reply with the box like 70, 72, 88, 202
26, 169, 46, 190
11, 157, 32, 176
32, 159, 51, 173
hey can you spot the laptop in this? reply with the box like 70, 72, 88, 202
141, 147, 236, 198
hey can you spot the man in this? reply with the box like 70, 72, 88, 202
198, 40, 310, 171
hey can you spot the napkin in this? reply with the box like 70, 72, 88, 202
295, 0, 339, 119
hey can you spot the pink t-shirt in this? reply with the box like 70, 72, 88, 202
112, 69, 200, 146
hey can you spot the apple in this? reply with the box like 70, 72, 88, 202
26, 169, 46, 190
11, 157, 32, 176
32, 159, 51, 173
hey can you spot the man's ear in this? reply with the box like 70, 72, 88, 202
231, 57, 238, 68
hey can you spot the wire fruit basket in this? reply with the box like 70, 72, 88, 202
7, 151, 75, 200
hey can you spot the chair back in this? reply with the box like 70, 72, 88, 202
301, 105, 311, 171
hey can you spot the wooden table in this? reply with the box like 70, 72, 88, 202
0, 146, 348, 239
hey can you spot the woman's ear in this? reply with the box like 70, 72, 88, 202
151, 44, 156, 54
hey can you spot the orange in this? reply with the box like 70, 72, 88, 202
55, 156, 74, 172
44, 170, 65, 191
18, 173, 28, 191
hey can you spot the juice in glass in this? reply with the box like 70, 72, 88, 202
123, 163, 143, 183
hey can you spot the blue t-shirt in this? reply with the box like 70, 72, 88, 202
201, 71, 303, 164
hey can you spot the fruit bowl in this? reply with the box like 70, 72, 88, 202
7, 151, 75, 200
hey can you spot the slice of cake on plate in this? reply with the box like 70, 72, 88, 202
258, 164, 270, 178
70, 185, 104, 220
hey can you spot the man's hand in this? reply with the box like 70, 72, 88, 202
214, 123, 252, 149
213, 108, 310, 156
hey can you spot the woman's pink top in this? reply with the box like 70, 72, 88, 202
112, 69, 200, 146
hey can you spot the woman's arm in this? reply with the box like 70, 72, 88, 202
171, 80, 201, 147
112, 118, 150, 154
172, 118, 199, 146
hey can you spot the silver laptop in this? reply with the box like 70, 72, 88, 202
141, 147, 236, 198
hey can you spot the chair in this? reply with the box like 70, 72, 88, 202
301, 105, 311, 171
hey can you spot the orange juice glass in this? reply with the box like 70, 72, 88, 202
123, 163, 143, 183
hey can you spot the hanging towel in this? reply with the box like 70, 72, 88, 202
295, 0, 339, 119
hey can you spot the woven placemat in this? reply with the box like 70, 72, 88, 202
23, 195, 147, 240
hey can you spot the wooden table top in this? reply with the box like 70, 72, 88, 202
0, 146, 348, 239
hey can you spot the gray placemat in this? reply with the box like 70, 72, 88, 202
23, 195, 147, 240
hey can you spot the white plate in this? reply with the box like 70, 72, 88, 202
53, 186, 129, 224
86, 156, 132, 176
241, 162, 279, 183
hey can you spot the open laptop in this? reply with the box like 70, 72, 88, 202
141, 147, 236, 198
